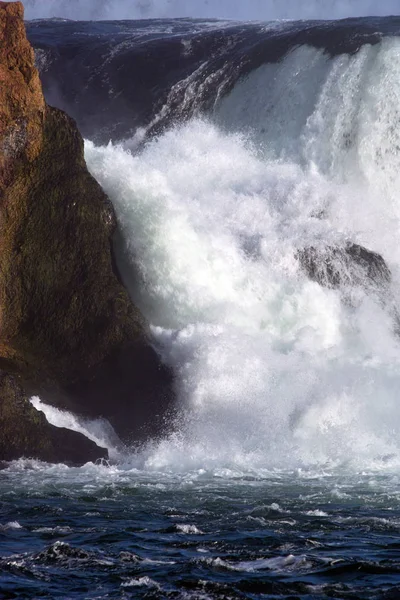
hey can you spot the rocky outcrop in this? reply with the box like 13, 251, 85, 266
0, 1, 174, 457
0, 1, 45, 188
0, 373, 108, 465
297, 243, 391, 295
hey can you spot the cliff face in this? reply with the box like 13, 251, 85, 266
0, 1, 174, 459
0, 1, 44, 189
0, 1, 137, 382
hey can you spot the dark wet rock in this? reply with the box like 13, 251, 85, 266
0, 2, 175, 453
50, 340, 175, 445
296, 242, 391, 294
0, 373, 108, 465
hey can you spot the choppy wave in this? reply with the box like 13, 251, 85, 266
1, 464, 399, 599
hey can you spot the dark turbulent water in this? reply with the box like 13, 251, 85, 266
26, 16, 400, 143
3, 14, 400, 599
1, 465, 400, 599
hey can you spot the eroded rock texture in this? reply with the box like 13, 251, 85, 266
0, 1, 174, 459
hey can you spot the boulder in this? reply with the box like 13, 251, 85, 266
0, 373, 108, 465
296, 242, 391, 294
0, 1, 174, 453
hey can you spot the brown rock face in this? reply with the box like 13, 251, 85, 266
0, 2, 45, 188
0, 1, 174, 455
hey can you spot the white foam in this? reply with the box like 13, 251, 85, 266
30, 397, 121, 459
205, 554, 308, 572
176, 523, 204, 534
37, 36, 400, 475
84, 113, 400, 473
305, 510, 329, 517
121, 576, 161, 589
0, 521, 23, 531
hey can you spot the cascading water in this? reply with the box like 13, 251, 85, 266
65, 37, 400, 472
3, 16, 400, 600
25, 15, 400, 473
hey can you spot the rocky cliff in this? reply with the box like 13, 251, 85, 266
0, 1, 174, 461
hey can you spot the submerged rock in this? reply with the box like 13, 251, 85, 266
0, 373, 108, 465
297, 242, 391, 294
0, 1, 174, 456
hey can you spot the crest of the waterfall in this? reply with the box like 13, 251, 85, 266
24, 0, 400, 21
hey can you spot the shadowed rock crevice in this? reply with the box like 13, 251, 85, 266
0, 373, 108, 465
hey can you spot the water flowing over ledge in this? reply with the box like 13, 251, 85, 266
25, 15, 400, 473
2, 11, 400, 600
